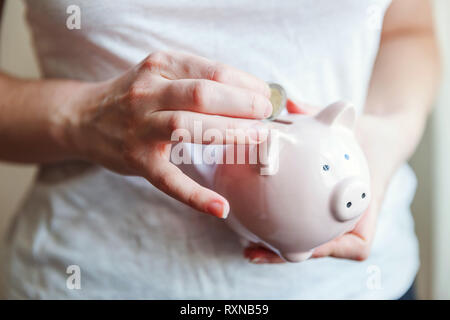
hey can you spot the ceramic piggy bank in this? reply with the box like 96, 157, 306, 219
213, 101, 371, 262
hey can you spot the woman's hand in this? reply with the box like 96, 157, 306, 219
244, 101, 399, 263
62, 51, 272, 219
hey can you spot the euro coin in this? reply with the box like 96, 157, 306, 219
267, 83, 286, 121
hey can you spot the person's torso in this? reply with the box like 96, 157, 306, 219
25, 0, 390, 108
2, 0, 420, 299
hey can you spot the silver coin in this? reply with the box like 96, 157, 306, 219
267, 83, 286, 121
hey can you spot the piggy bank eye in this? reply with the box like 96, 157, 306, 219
322, 164, 330, 171
344, 154, 350, 160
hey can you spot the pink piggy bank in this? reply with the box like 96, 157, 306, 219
213, 101, 371, 262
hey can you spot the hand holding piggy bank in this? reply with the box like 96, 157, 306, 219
213, 101, 371, 262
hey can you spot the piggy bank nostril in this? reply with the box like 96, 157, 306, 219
331, 178, 370, 221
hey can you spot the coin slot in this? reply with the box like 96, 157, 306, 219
272, 119, 293, 125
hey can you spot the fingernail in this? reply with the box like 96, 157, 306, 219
255, 94, 273, 118
249, 257, 262, 264
207, 200, 229, 219
249, 256, 268, 264
264, 101, 273, 118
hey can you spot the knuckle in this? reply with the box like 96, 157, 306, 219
191, 80, 209, 109
126, 83, 146, 105
167, 112, 185, 133
187, 189, 202, 209
250, 94, 258, 116
141, 51, 168, 73
155, 172, 173, 191
208, 63, 228, 82
128, 84, 145, 98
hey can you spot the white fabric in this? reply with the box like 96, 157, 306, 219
1, 0, 419, 299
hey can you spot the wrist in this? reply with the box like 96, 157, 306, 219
354, 114, 402, 197
50, 80, 109, 161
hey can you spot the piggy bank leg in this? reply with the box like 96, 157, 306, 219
281, 251, 313, 262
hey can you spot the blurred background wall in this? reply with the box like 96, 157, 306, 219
427, 0, 450, 299
0, 0, 448, 299
0, 0, 37, 244
0, 0, 38, 297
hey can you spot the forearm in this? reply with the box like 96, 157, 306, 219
361, 30, 440, 176
0, 72, 91, 163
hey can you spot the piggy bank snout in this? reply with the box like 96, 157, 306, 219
331, 178, 370, 222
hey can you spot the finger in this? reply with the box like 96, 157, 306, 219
148, 110, 270, 144
312, 202, 378, 261
311, 233, 369, 261
147, 158, 230, 218
286, 98, 320, 115
158, 79, 272, 119
142, 51, 271, 97
244, 246, 286, 264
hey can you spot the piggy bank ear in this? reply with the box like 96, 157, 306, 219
315, 101, 356, 130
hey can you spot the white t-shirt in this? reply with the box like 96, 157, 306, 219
1, 0, 419, 299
